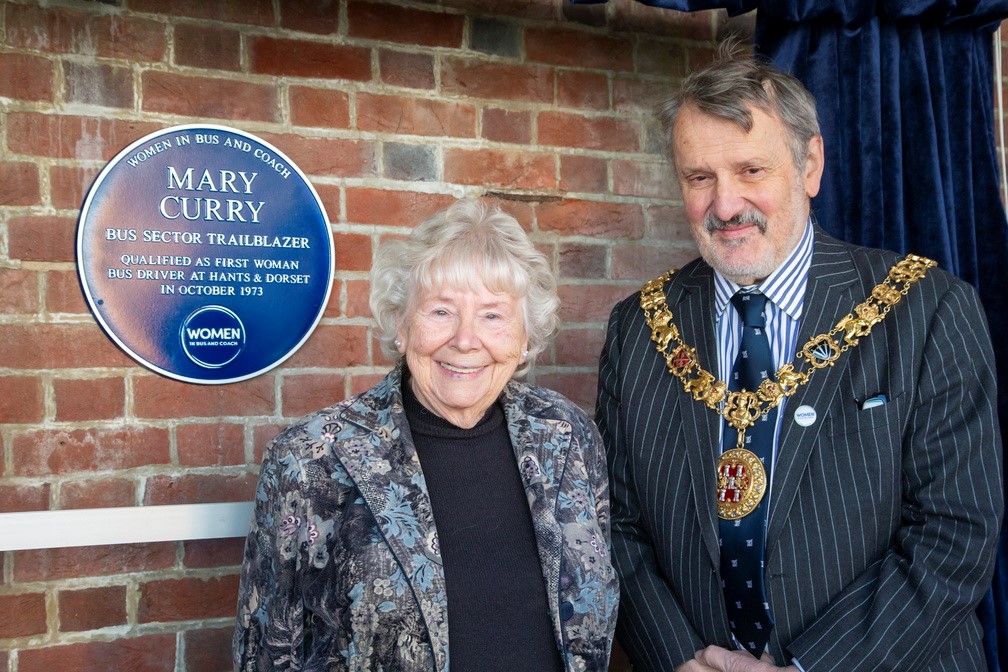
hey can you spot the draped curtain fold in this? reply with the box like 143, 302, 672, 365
575, 0, 1008, 668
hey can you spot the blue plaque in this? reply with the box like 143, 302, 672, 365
77, 124, 334, 384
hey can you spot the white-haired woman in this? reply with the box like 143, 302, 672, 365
234, 199, 619, 672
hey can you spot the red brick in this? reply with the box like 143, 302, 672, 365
144, 473, 257, 505
0, 161, 40, 206
282, 373, 346, 417
560, 155, 608, 194
357, 93, 476, 138
174, 23, 241, 71
279, 0, 341, 33
646, 203, 694, 243
347, 1, 464, 47
142, 71, 277, 122
555, 327, 607, 368
350, 372, 389, 396
177, 422, 246, 467
258, 132, 375, 178
18, 634, 176, 672
612, 242, 688, 282
5, 4, 166, 61
129, 0, 273, 25
139, 575, 240, 622
314, 183, 342, 223
53, 377, 126, 422
537, 199, 644, 238
14, 543, 176, 582
0, 52, 53, 102
0, 376, 44, 423
0, 483, 50, 513
538, 111, 639, 152
253, 423, 287, 464
531, 371, 597, 413
611, 4, 716, 40
0, 268, 40, 314
614, 74, 672, 114
558, 243, 607, 280
58, 585, 128, 632
8, 215, 76, 263
558, 283, 635, 323
443, 147, 556, 190
133, 374, 274, 419
379, 50, 436, 89
250, 36, 371, 81
63, 61, 133, 109
0, 592, 47, 638
59, 478, 136, 509
526, 28, 633, 70
6, 112, 163, 160
442, 57, 554, 103
346, 188, 456, 227
494, 199, 535, 229
50, 165, 101, 211
636, 37, 691, 78
285, 324, 370, 367
613, 158, 675, 198
0, 323, 133, 369
185, 626, 235, 672
183, 537, 246, 569
557, 70, 611, 110
333, 232, 373, 272
482, 108, 532, 144
290, 86, 351, 129
442, 0, 555, 19
345, 279, 372, 318
12, 427, 171, 477
46, 270, 91, 314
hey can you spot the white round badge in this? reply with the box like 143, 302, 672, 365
793, 405, 817, 427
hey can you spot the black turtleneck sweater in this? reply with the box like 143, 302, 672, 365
402, 376, 564, 672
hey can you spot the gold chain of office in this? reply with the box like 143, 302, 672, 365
639, 254, 936, 450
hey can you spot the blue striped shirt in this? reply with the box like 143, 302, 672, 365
713, 220, 814, 474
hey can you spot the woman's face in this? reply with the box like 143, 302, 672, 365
398, 279, 527, 429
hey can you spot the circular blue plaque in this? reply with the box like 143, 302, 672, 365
77, 124, 334, 384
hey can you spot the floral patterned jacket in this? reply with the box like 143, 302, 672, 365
233, 365, 619, 671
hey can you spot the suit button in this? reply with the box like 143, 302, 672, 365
560, 601, 574, 621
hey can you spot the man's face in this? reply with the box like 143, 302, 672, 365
671, 104, 824, 285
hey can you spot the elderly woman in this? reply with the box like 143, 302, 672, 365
233, 199, 618, 671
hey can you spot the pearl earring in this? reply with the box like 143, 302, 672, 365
522, 349, 529, 360
394, 339, 402, 349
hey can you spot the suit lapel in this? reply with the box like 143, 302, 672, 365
334, 386, 449, 671
766, 234, 859, 550
674, 266, 724, 568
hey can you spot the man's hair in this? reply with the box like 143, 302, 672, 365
657, 40, 821, 169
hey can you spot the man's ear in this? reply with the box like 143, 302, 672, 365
803, 135, 825, 198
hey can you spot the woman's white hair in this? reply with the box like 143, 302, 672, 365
369, 198, 559, 376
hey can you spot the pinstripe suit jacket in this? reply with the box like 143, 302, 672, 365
597, 230, 1003, 671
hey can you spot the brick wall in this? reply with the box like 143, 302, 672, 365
0, 0, 745, 668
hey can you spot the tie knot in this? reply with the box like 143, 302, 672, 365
731, 291, 768, 328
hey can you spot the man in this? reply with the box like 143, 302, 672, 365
596, 44, 1003, 671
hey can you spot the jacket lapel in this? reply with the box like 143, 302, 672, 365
766, 234, 859, 550
333, 373, 450, 671
501, 382, 570, 638
674, 265, 724, 569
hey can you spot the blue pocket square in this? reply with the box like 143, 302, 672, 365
861, 394, 888, 410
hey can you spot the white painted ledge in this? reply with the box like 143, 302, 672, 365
0, 502, 255, 551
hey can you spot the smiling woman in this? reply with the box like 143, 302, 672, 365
233, 198, 619, 672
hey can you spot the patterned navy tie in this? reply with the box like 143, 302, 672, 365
719, 290, 776, 657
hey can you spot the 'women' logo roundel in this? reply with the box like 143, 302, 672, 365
180, 306, 246, 368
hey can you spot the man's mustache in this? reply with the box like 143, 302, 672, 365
704, 210, 768, 234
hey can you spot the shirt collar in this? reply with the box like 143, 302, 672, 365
713, 219, 814, 320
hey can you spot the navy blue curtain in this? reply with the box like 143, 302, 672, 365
574, 0, 1008, 668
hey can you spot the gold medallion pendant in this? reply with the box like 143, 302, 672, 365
639, 253, 936, 521
716, 448, 767, 519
